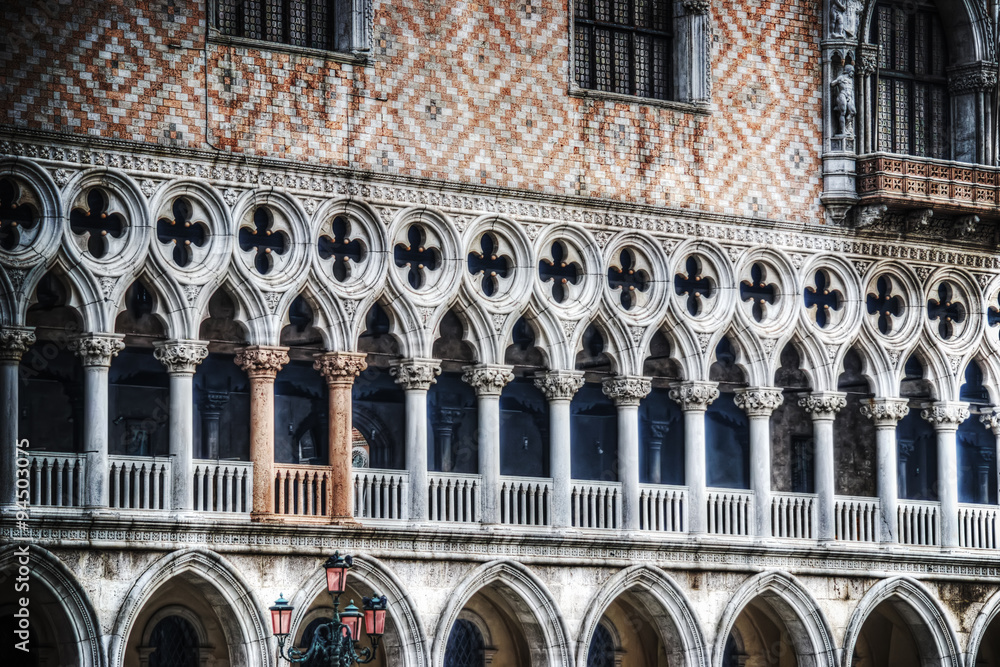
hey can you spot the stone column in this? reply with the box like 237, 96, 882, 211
463, 365, 514, 525
981, 411, 1000, 505
603, 376, 651, 531
433, 407, 463, 472
922, 401, 970, 548
646, 421, 670, 484
799, 391, 846, 541
669, 381, 718, 534
153, 340, 208, 512
314, 351, 368, 524
69, 333, 126, 509
0, 327, 35, 509
390, 358, 441, 522
534, 370, 585, 528
860, 398, 909, 543
199, 391, 229, 460
234, 345, 289, 520
734, 387, 783, 538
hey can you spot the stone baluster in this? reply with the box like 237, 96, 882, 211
153, 340, 208, 513
234, 345, 289, 520
799, 392, 846, 541
0, 327, 35, 509
390, 358, 441, 522
314, 351, 368, 524
68, 333, 126, 509
981, 411, 1000, 505
603, 376, 652, 531
860, 398, 910, 543
669, 381, 718, 535
534, 370, 585, 528
463, 364, 515, 525
922, 401, 970, 548
734, 387, 784, 538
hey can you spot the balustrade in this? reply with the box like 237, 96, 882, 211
428, 472, 481, 523
353, 469, 409, 521
192, 460, 253, 513
274, 464, 330, 519
834, 496, 880, 543
958, 504, 999, 550
571, 480, 622, 530
638, 484, 686, 532
27, 453, 84, 507
706, 489, 752, 536
109, 456, 170, 510
499, 476, 551, 527
898, 500, 941, 546
771, 492, 816, 539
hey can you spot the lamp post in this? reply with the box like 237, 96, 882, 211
270, 553, 388, 665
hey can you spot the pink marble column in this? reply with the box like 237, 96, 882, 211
314, 351, 368, 524
235, 345, 289, 520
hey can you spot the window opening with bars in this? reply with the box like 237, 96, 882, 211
216, 0, 344, 52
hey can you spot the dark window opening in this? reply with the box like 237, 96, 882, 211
216, 0, 350, 52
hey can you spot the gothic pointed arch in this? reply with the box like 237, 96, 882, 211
22, 255, 101, 332
966, 586, 1000, 667
576, 565, 708, 667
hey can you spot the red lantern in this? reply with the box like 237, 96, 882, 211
341, 600, 363, 639
269, 595, 294, 638
324, 552, 352, 595
364, 595, 388, 638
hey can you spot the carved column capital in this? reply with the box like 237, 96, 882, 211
153, 339, 208, 375
857, 44, 880, 76
668, 381, 719, 411
201, 390, 230, 414
860, 398, 910, 427
921, 401, 970, 429
462, 364, 514, 397
314, 351, 368, 386
234, 345, 289, 380
948, 62, 998, 94
69, 333, 125, 368
390, 358, 441, 390
682, 0, 711, 15
981, 410, 1000, 436
533, 370, 585, 402
0, 326, 35, 362
734, 387, 784, 417
798, 391, 847, 420
602, 375, 652, 407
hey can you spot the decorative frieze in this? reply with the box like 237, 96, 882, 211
533, 370, 585, 401
668, 381, 719, 410
734, 387, 784, 417
68, 333, 125, 368
462, 364, 514, 397
601, 376, 652, 407
0, 326, 35, 362
234, 345, 289, 379
153, 339, 209, 374
390, 358, 441, 390
860, 398, 910, 427
314, 351, 368, 386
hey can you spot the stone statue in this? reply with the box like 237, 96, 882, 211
832, 64, 856, 136
830, 0, 862, 39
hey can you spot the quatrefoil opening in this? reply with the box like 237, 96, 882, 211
803, 270, 843, 329
927, 282, 966, 340
467, 233, 512, 298
156, 197, 208, 268
393, 224, 441, 290
538, 241, 582, 304
69, 189, 126, 259
866, 275, 904, 335
0, 178, 39, 252
740, 263, 777, 323
238, 207, 289, 275
607, 248, 649, 311
318, 216, 367, 282
674, 256, 715, 316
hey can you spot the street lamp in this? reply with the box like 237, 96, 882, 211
270, 552, 389, 665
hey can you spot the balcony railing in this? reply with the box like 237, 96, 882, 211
898, 499, 940, 547
274, 464, 329, 519
958, 504, 999, 550
706, 489, 752, 536
571, 481, 622, 530
638, 484, 686, 532
428, 472, 480, 523
834, 496, 880, 543
109, 456, 170, 510
856, 153, 1000, 214
353, 469, 409, 521
193, 460, 252, 514
771, 492, 816, 539
27, 453, 85, 508
499, 476, 551, 527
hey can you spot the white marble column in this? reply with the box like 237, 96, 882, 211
860, 398, 909, 543
734, 387, 783, 538
534, 370, 585, 528
669, 381, 718, 534
315, 351, 368, 523
234, 345, 289, 520
463, 364, 514, 525
603, 376, 651, 531
799, 391, 846, 541
0, 327, 35, 509
390, 358, 441, 522
153, 340, 208, 513
922, 401, 970, 548
69, 333, 126, 509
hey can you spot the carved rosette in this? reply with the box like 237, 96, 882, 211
314, 351, 368, 386
981, 410, 1000, 436
0, 327, 36, 362
602, 376, 652, 407
533, 370, 585, 401
921, 402, 971, 429
234, 345, 289, 380
682, 0, 710, 15
390, 358, 441, 390
69, 333, 125, 368
798, 392, 847, 420
859, 398, 910, 427
734, 387, 784, 417
153, 339, 208, 374
668, 381, 719, 411
462, 364, 514, 397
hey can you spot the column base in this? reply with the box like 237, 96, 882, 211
250, 511, 281, 523
330, 515, 361, 527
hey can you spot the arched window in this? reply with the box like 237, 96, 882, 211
873, 1, 950, 159
148, 615, 200, 667
586, 622, 616, 667
444, 618, 485, 667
